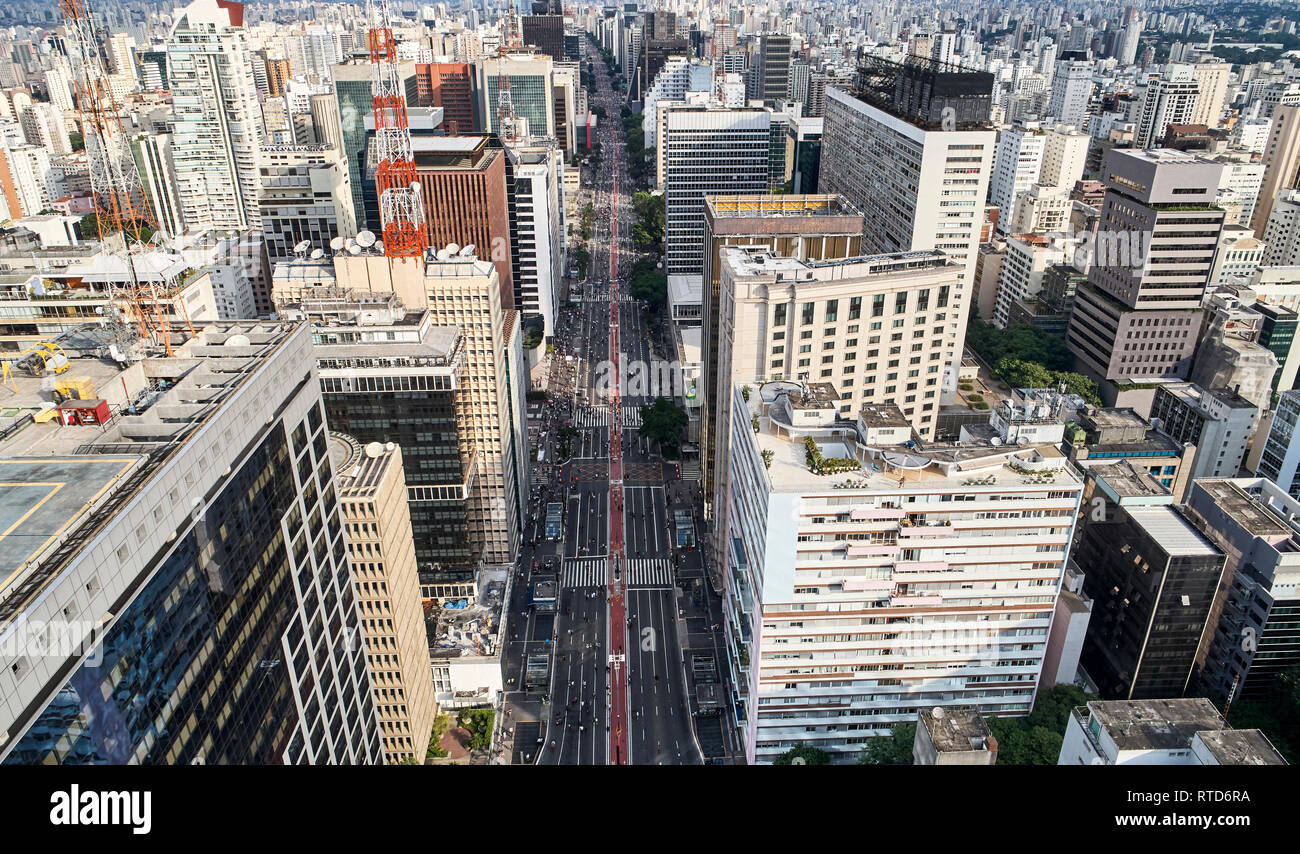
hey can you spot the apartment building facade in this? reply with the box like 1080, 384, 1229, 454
723, 382, 1084, 762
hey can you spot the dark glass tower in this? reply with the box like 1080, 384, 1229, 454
0, 324, 380, 764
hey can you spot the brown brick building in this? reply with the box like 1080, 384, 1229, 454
415, 63, 475, 135
414, 136, 514, 309
265, 57, 291, 96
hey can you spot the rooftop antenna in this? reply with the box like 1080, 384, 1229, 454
366, 0, 427, 259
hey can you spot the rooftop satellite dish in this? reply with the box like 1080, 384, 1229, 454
990, 436, 1002, 446
347, 243, 362, 255
329, 236, 345, 251
309, 248, 325, 259
356, 230, 376, 248
446, 242, 460, 255
384, 441, 395, 451
293, 240, 311, 255
459, 243, 475, 256
374, 240, 384, 253
224, 334, 251, 348
364, 441, 383, 458
932, 707, 945, 720
436, 247, 451, 260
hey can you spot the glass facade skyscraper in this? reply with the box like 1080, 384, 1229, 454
0, 324, 381, 765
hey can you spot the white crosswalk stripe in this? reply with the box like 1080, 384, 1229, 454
561, 558, 607, 588
625, 558, 673, 588
621, 404, 642, 427
679, 460, 701, 481
574, 406, 613, 427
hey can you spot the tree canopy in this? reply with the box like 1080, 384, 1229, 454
639, 397, 687, 454
996, 357, 1102, 406
773, 746, 831, 765
628, 256, 667, 312
631, 191, 665, 251
986, 684, 1095, 765
1227, 664, 1300, 764
966, 319, 1072, 371
857, 723, 915, 765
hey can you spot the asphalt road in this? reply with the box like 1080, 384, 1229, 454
505, 42, 710, 766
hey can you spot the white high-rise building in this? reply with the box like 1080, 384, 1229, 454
106, 33, 138, 82
663, 107, 771, 275
716, 248, 964, 439
1046, 58, 1093, 129
1208, 226, 1266, 289
989, 121, 1045, 235
133, 132, 186, 240
166, 0, 265, 232
506, 143, 566, 336
0, 143, 52, 217
1214, 155, 1266, 229
930, 31, 957, 67
19, 102, 71, 156
257, 145, 355, 267
721, 380, 1083, 763
821, 79, 995, 403
1262, 189, 1300, 267
1117, 8, 1143, 66
993, 233, 1070, 327
44, 66, 76, 112
1134, 65, 1200, 148
1006, 184, 1073, 237
1039, 122, 1089, 190
1191, 61, 1232, 128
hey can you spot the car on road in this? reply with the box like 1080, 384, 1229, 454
543, 556, 559, 573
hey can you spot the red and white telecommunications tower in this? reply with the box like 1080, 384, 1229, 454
367, 0, 427, 258
60, 0, 192, 355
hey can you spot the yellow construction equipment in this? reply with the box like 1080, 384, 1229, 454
52, 375, 95, 403
9, 342, 70, 378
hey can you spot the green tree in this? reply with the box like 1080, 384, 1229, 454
857, 723, 916, 765
773, 745, 831, 765
985, 684, 1096, 765
1227, 664, 1300, 764
987, 717, 1063, 765
1024, 684, 1092, 733
640, 397, 688, 455
571, 246, 590, 279
1053, 371, 1102, 406
557, 425, 579, 458
631, 191, 665, 249
967, 320, 1072, 371
629, 258, 668, 312
78, 212, 155, 244
68, 131, 84, 152
994, 358, 1102, 406
457, 708, 495, 751
995, 357, 1056, 390
427, 713, 450, 758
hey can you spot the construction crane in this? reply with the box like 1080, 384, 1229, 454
59, 0, 194, 356
366, 0, 427, 259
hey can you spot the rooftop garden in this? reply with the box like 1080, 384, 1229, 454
804, 436, 860, 476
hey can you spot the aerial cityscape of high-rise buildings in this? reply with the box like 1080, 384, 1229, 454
0, 0, 1296, 790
